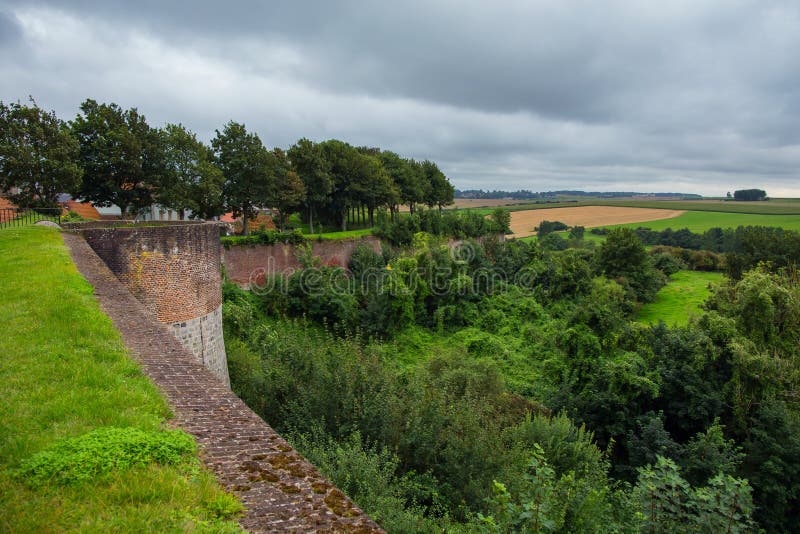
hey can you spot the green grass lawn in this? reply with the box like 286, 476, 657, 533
637, 270, 725, 326
604, 210, 800, 233
0, 226, 242, 532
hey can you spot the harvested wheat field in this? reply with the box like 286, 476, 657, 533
509, 206, 685, 238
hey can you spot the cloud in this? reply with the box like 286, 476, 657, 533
0, 1, 799, 196
0, 9, 21, 46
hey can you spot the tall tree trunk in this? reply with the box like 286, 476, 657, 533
341, 209, 347, 232
308, 205, 314, 234
242, 205, 250, 235
368, 206, 374, 227
179, 208, 185, 221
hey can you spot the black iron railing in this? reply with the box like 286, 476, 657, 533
0, 207, 62, 229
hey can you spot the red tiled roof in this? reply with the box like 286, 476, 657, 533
0, 196, 17, 210
62, 200, 101, 220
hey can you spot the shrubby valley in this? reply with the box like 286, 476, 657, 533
223, 218, 800, 532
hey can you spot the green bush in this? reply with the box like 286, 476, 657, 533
17, 427, 196, 487
221, 229, 305, 248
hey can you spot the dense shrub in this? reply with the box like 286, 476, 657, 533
221, 228, 305, 248
18, 427, 195, 486
537, 220, 569, 237
374, 207, 507, 246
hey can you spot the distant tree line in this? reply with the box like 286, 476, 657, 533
0, 98, 455, 233
455, 189, 703, 199
733, 189, 767, 201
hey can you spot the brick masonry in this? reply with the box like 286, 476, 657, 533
62, 232, 384, 533
222, 236, 382, 286
68, 222, 229, 384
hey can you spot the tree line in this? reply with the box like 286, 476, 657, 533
0, 98, 455, 233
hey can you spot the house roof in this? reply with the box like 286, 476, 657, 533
62, 200, 101, 220
0, 196, 17, 210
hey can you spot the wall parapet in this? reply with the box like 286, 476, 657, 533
68, 221, 229, 385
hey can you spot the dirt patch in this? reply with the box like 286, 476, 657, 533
509, 206, 685, 238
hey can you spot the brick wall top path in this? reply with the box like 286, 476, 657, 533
62, 232, 384, 533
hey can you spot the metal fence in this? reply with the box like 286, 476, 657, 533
0, 207, 62, 229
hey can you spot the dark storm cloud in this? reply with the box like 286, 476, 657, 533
0, 9, 20, 45
1, 0, 799, 195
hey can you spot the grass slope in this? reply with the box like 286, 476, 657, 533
0, 226, 241, 532
637, 270, 725, 326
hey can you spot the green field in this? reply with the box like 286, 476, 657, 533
604, 210, 800, 233
637, 270, 725, 326
457, 198, 800, 216
0, 227, 241, 531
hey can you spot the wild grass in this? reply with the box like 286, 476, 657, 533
637, 270, 725, 326
0, 226, 242, 532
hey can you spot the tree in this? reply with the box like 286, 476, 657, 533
212, 121, 274, 235
158, 123, 224, 220
733, 189, 767, 201
421, 160, 454, 210
0, 99, 82, 208
490, 208, 511, 233
271, 148, 306, 231
189, 159, 226, 220
287, 138, 331, 233
71, 99, 164, 217
597, 228, 664, 301
379, 151, 423, 217
319, 139, 359, 231
351, 151, 399, 227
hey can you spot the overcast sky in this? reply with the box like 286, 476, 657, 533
1, 1, 799, 196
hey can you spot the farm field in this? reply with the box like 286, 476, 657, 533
508, 206, 685, 238
591, 198, 800, 214
460, 198, 800, 216
637, 270, 725, 326
603, 210, 800, 233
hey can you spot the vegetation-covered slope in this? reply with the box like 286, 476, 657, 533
224, 223, 800, 532
0, 226, 241, 532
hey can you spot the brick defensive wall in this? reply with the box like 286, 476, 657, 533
65, 221, 229, 384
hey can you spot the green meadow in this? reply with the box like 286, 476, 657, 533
0, 226, 242, 532
637, 270, 725, 326
605, 210, 800, 233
